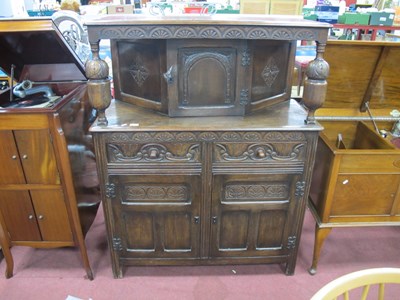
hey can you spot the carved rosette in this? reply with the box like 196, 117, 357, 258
302, 42, 330, 124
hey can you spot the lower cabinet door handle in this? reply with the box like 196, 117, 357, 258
212, 216, 218, 224
37, 215, 44, 220
194, 216, 200, 224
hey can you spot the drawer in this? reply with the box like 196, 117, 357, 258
213, 141, 307, 166
105, 141, 202, 167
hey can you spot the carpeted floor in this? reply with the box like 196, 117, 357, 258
1, 205, 400, 300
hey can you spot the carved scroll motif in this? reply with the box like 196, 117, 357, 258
225, 183, 289, 201
262, 57, 280, 88
108, 143, 200, 163
216, 143, 304, 162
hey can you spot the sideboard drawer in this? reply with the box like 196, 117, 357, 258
105, 141, 202, 167
213, 141, 307, 166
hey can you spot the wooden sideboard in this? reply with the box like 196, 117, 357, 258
84, 15, 330, 278
0, 19, 100, 280
309, 40, 400, 274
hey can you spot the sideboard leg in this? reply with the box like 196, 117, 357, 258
308, 225, 332, 275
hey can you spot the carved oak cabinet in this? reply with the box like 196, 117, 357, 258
85, 15, 330, 278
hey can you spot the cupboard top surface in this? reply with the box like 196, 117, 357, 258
90, 99, 322, 132
84, 14, 330, 43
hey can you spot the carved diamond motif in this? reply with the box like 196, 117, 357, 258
261, 57, 280, 88
129, 61, 149, 86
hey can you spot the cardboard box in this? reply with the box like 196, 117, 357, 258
338, 12, 370, 25
106, 4, 134, 14
369, 12, 395, 26
315, 5, 339, 23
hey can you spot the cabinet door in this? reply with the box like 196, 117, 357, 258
0, 190, 42, 241
0, 131, 25, 184
166, 40, 248, 117
14, 130, 60, 184
30, 189, 73, 242
108, 174, 201, 259
210, 173, 302, 258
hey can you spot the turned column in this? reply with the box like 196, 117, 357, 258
85, 41, 112, 126
302, 42, 330, 124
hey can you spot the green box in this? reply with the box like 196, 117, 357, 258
339, 12, 370, 25
369, 12, 394, 26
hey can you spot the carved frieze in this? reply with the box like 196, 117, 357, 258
105, 131, 306, 143
123, 184, 189, 202
94, 26, 319, 42
224, 183, 289, 201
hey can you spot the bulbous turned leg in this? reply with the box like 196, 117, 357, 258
302, 42, 330, 124
85, 40, 111, 126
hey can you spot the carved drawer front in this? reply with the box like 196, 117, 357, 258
213, 134, 307, 167
106, 174, 201, 259
104, 133, 201, 167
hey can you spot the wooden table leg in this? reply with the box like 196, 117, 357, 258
0, 212, 13, 279
308, 224, 332, 275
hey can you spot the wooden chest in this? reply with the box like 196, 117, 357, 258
308, 40, 400, 274
84, 15, 330, 278
0, 18, 100, 279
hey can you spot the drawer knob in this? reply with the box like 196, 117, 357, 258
149, 149, 158, 159
22, 154, 28, 160
28, 214, 34, 220
11, 155, 17, 160
257, 149, 266, 158
37, 215, 44, 220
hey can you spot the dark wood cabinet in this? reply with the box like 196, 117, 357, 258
85, 15, 330, 278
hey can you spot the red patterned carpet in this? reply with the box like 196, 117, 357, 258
1, 205, 400, 300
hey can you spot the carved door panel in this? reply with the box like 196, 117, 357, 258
166, 39, 250, 117
108, 174, 202, 259
210, 173, 303, 258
